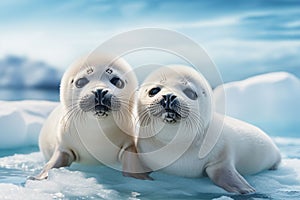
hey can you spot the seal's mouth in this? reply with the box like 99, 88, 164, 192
162, 109, 181, 124
94, 104, 111, 117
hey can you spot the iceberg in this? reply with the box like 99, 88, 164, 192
0, 100, 58, 149
214, 72, 300, 136
0, 56, 62, 89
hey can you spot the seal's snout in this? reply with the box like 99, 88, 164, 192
93, 89, 112, 110
160, 94, 178, 110
159, 93, 181, 123
90, 88, 114, 117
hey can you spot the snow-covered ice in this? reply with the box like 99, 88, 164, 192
0, 142, 299, 200
214, 72, 300, 136
0, 72, 299, 199
0, 101, 58, 149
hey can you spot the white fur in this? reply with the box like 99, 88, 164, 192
136, 65, 281, 194
39, 54, 137, 167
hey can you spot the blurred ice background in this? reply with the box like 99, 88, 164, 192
0, 0, 300, 199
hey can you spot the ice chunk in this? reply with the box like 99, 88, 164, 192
214, 72, 300, 136
0, 100, 58, 149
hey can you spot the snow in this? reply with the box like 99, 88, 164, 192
214, 72, 300, 136
0, 101, 58, 149
0, 72, 299, 199
0, 56, 62, 89
0, 142, 299, 200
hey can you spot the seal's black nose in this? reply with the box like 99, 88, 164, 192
93, 89, 112, 108
160, 94, 177, 110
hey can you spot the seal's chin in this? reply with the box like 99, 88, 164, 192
161, 110, 181, 124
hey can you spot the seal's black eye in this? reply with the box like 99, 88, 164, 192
148, 87, 161, 97
110, 77, 125, 89
75, 77, 89, 88
183, 88, 198, 100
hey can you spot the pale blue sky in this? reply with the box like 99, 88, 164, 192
0, 0, 299, 82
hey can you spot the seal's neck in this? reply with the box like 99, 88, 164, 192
139, 119, 204, 146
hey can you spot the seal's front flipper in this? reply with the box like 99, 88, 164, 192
29, 149, 74, 180
206, 165, 255, 194
121, 145, 153, 180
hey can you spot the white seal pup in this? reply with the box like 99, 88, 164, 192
136, 65, 281, 194
33, 54, 151, 180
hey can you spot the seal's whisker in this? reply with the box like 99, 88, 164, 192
137, 107, 151, 127
187, 110, 205, 136
62, 106, 81, 131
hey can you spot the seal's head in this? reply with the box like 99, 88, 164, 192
137, 65, 213, 136
60, 54, 137, 121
